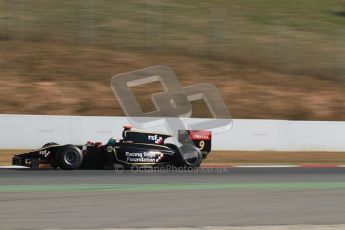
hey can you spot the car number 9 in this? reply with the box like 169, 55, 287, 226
199, 140, 205, 150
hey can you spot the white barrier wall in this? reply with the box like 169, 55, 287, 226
0, 114, 345, 151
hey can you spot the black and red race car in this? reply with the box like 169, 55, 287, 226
12, 126, 211, 170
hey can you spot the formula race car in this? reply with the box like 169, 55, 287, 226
12, 125, 211, 170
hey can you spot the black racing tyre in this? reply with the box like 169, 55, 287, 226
42, 142, 59, 148
165, 143, 198, 169
57, 145, 83, 170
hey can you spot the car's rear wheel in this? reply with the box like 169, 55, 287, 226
165, 143, 199, 169
57, 145, 83, 170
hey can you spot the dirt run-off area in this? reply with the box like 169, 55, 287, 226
0, 1, 345, 120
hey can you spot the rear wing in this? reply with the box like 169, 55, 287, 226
178, 130, 212, 156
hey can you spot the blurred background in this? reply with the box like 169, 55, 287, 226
0, 0, 344, 120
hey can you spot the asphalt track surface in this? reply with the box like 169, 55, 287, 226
1, 168, 345, 229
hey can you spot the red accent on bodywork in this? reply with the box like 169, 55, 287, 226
155, 137, 163, 144
188, 130, 211, 140
95, 142, 102, 148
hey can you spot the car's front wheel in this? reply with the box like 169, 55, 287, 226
57, 145, 83, 170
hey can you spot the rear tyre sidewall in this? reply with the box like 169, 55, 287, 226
58, 145, 83, 170
165, 143, 197, 169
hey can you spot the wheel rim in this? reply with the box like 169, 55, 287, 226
64, 151, 78, 165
